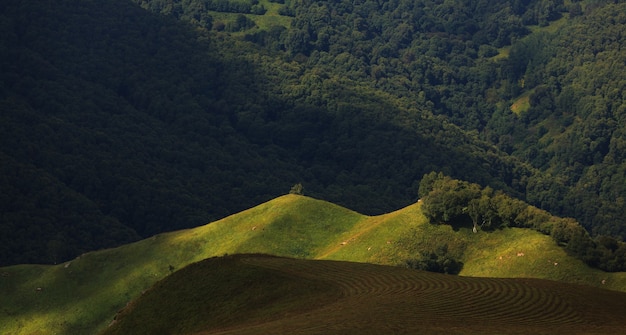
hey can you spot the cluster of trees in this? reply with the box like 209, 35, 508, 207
133, 0, 266, 30
404, 244, 464, 275
419, 172, 626, 272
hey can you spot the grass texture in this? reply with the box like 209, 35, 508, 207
1, 195, 625, 334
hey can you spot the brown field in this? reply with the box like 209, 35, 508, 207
104, 254, 626, 335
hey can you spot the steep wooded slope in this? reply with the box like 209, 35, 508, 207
496, 4, 626, 237
1, 0, 538, 266
3, 0, 626, 266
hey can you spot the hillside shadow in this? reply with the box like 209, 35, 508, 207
2, 0, 531, 269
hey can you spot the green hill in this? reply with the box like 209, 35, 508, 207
1, 195, 625, 335
102, 254, 626, 335
5, 0, 626, 268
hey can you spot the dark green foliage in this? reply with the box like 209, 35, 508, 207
0, 0, 535, 266
2, 0, 626, 267
499, 3, 626, 239
420, 173, 626, 272
420, 173, 481, 225
0, 0, 276, 265
404, 245, 464, 275
226, 14, 256, 32
289, 183, 304, 195
134, 0, 264, 18
0, 153, 140, 265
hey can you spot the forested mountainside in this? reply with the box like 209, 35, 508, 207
1, 0, 624, 266
137, 0, 626, 236
495, 4, 626, 238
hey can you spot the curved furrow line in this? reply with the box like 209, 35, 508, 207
459, 281, 582, 327
481, 283, 549, 323
399, 273, 444, 292
255, 259, 443, 297
515, 291, 581, 325
332, 268, 455, 298
505, 284, 577, 324
214, 257, 626, 335
243, 257, 362, 292
242, 256, 589, 329
250, 258, 387, 299
422, 280, 541, 323
388, 285, 576, 329
358, 271, 432, 296
346, 271, 439, 296
441, 280, 516, 317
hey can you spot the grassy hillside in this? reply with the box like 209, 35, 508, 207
1, 195, 625, 335
104, 254, 626, 335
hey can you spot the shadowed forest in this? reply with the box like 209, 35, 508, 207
1, 0, 626, 267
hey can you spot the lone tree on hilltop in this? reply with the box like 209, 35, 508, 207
289, 183, 304, 195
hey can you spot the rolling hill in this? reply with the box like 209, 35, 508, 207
1, 195, 625, 335
102, 254, 626, 335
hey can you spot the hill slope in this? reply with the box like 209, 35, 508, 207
4, 0, 626, 268
105, 254, 626, 335
1, 195, 625, 335
0, 0, 543, 267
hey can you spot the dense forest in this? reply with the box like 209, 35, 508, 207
1, 0, 625, 266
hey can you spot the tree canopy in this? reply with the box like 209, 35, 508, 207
2, 0, 626, 265
419, 172, 626, 272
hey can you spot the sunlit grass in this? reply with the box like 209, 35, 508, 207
510, 90, 532, 115
256, 0, 292, 27
251, 14, 292, 30
319, 202, 428, 264
493, 46, 510, 60
210, 11, 292, 32
493, 15, 568, 61
2, 195, 625, 335
207, 0, 292, 37
529, 16, 569, 34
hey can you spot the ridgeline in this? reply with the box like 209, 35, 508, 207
1, 195, 625, 334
